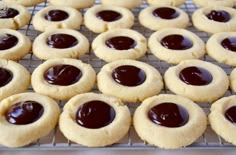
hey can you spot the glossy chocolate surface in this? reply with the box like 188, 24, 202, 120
44, 64, 82, 86
225, 106, 236, 124
153, 7, 179, 19
76, 100, 116, 129
179, 66, 213, 86
45, 10, 69, 21
105, 36, 136, 50
47, 34, 78, 49
0, 34, 18, 50
0, 8, 19, 18
221, 37, 236, 52
160, 34, 193, 50
112, 65, 146, 87
6, 101, 44, 125
206, 10, 231, 22
0, 68, 13, 87
148, 102, 189, 128
96, 10, 122, 22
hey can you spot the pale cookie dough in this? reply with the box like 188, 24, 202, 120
133, 94, 207, 149
59, 93, 131, 147
0, 2, 30, 29
0, 93, 60, 147
192, 0, 235, 7
92, 29, 147, 62
139, 6, 189, 31
100, 0, 142, 9
147, 0, 186, 7
148, 28, 205, 64
49, 0, 95, 10
206, 32, 236, 66
230, 68, 236, 92
32, 6, 82, 32
84, 5, 134, 33
0, 29, 31, 60
164, 59, 229, 103
209, 95, 236, 145
3, 0, 45, 7
192, 7, 236, 34
33, 29, 89, 60
97, 59, 163, 103
0, 59, 30, 101
31, 58, 96, 101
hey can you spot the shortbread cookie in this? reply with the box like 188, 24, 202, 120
0, 93, 60, 147
3, 0, 45, 7
0, 2, 30, 29
0, 59, 30, 101
192, 0, 235, 7
33, 29, 89, 60
49, 0, 95, 10
148, 28, 205, 64
97, 59, 163, 103
164, 59, 229, 103
59, 93, 131, 147
147, 0, 186, 7
32, 6, 82, 32
192, 7, 236, 34
31, 58, 96, 101
92, 29, 147, 62
139, 6, 189, 31
134, 94, 207, 149
0, 29, 31, 60
209, 95, 236, 145
100, 0, 142, 9
84, 5, 134, 33
207, 32, 236, 66
230, 68, 236, 92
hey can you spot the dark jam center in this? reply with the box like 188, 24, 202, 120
45, 10, 69, 21
153, 7, 179, 19
96, 10, 122, 22
76, 100, 116, 129
0, 34, 18, 50
206, 10, 231, 22
148, 102, 189, 128
112, 65, 146, 87
105, 36, 136, 50
221, 37, 236, 52
179, 66, 213, 86
225, 106, 236, 124
6, 101, 44, 125
0, 8, 19, 18
0, 68, 13, 87
47, 34, 78, 49
44, 64, 82, 86
160, 34, 193, 50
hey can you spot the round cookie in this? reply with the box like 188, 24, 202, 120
97, 59, 163, 103
192, 0, 235, 7
164, 59, 229, 103
59, 93, 131, 147
49, 0, 95, 10
133, 94, 207, 149
148, 28, 205, 64
192, 6, 236, 34
139, 6, 189, 31
0, 2, 30, 29
3, 0, 45, 7
33, 29, 89, 60
209, 95, 236, 145
92, 28, 147, 62
0, 93, 60, 147
32, 6, 82, 32
0, 29, 31, 61
146, 0, 186, 7
84, 5, 134, 33
207, 32, 236, 66
230, 68, 236, 93
31, 58, 96, 101
0, 59, 30, 101
100, 0, 142, 9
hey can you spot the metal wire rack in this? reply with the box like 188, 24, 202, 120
0, 0, 236, 151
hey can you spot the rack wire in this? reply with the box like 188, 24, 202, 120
0, 0, 236, 150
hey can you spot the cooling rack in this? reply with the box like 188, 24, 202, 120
0, 0, 235, 151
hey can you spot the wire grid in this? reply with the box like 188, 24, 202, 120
0, 0, 236, 151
